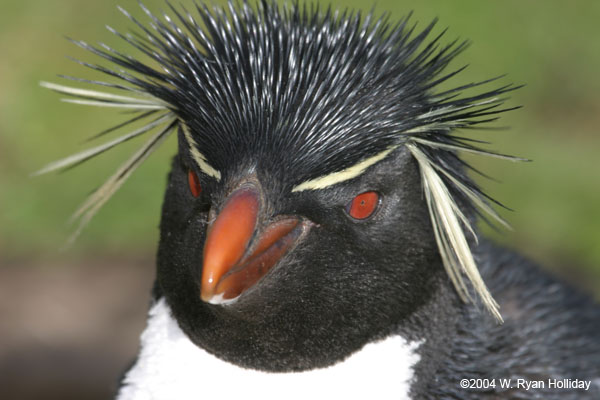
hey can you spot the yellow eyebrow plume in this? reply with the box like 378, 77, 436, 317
181, 124, 222, 181
291, 146, 398, 192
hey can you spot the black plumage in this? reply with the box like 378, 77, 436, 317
39, 1, 599, 399
61, 1, 516, 182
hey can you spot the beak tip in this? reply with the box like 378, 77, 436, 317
200, 290, 239, 305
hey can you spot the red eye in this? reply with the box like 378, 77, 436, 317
347, 191, 380, 220
188, 170, 202, 198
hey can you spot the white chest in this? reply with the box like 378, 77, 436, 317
117, 298, 422, 400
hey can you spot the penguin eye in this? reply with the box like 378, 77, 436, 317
346, 191, 380, 220
188, 170, 202, 198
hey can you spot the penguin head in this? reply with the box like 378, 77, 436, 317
38, 0, 520, 370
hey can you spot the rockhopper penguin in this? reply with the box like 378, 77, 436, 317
37, 1, 600, 398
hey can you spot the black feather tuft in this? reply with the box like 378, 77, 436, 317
59, 1, 517, 185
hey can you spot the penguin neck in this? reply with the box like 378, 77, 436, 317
137, 266, 464, 398
396, 273, 465, 397
118, 297, 427, 400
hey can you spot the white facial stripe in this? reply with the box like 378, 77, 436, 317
291, 146, 399, 192
181, 124, 222, 181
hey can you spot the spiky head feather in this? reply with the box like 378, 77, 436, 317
38, 0, 524, 321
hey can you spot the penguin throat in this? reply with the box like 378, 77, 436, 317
117, 298, 423, 400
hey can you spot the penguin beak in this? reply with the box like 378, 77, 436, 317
200, 185, 310, 304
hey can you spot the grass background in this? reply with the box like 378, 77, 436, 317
1, 0, 599, 292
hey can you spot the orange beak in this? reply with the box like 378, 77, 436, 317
200, 185, 309, 304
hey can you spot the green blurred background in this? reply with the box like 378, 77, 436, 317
1, 0, 599, 399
